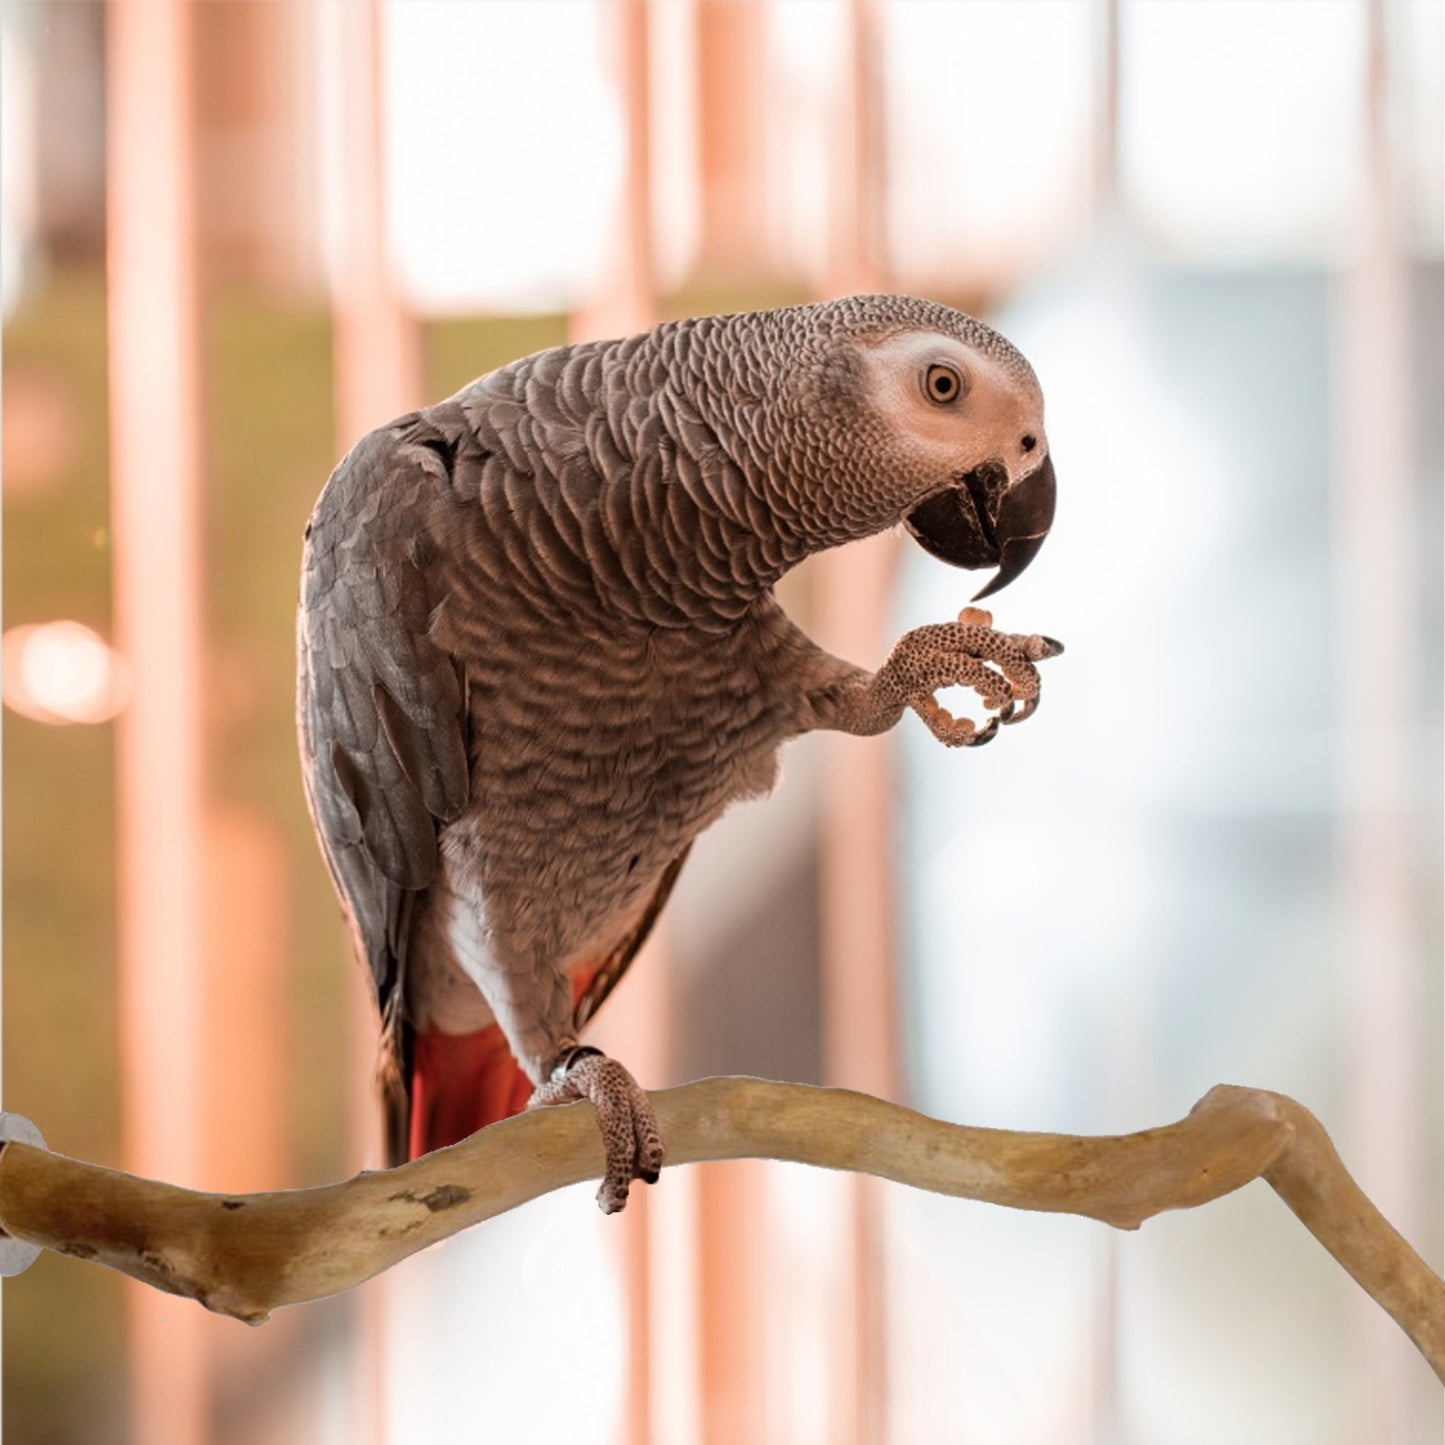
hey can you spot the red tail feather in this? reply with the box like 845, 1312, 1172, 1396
407, 965, 604, 1160
408, 1024, 534, 1159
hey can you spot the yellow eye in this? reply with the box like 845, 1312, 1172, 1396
923, 362, 963, 405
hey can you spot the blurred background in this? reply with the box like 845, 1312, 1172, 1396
2, 1, 1441, 1442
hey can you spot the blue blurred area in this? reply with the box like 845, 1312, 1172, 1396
898, 253, 1443, 1438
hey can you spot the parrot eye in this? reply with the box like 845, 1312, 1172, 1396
923, 363, 964, 405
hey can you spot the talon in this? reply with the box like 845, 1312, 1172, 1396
1003, 695, 1038, 724
1035, 635, 1065, 659
965, 715, 1000, 747
997, 700, 1016, 723
529, 1049, 663, 1214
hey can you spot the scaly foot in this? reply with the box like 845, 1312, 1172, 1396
876, 605, 1064, 747
529, 1044, 663, 1213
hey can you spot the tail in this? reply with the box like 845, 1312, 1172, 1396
405, 1023, 536, 1161
402, 964, 604, 1163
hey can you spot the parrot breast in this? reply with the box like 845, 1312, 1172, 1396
431, 611, 787, 968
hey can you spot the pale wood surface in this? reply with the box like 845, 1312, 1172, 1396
1, 1080, 1440, 1381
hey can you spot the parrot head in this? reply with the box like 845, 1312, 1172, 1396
855, 322, 1055, 601
682, 295, 1055, 600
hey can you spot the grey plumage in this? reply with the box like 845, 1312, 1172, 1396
298, 294, 1058, 1182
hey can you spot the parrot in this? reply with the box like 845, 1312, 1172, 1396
297, 294, 1060, 1211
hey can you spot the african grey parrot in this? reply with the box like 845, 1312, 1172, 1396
297, 294, 1060, 1211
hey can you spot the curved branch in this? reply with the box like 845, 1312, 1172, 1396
0, 1079, 1440, 1379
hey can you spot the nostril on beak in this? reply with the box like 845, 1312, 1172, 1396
1021, 434, 1037, 453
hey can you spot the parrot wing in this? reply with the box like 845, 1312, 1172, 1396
302, 410, 694, 1165
298, 419, 472, 1162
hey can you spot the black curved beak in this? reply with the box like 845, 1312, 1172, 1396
903, 453, 1056, 600
972, 453, 1055, 599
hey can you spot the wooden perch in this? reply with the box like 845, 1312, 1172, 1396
1, 1079, 1440, 1379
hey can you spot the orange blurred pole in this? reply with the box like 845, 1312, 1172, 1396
105, 3, 209, 1443
332, 0, 423, 449
199, 812, 290, 1197
815, 5, 894, 1443
826, 0, 888, 300
695, 1161, 772, 1445
571, 0, 655, 343
694, 0, 769, 279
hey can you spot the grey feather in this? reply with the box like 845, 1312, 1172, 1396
297, 294, 1046, 1158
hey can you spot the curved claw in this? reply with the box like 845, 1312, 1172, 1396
963, 714, 1000, 747
997, 699, 1017, 724
1002, 694, 1038, 725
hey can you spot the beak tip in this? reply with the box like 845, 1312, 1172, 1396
968, 454, 1056, 601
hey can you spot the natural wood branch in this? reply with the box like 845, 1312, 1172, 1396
1, 1079, 1440, 1379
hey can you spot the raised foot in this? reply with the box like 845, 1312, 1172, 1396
529, 1045, 663, 1214
880, 605, 1064, 747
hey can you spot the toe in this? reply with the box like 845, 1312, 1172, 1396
1002, 694, 1038, 724
597, 1167, 632, 1214
634, 1102, 665, 1185
586, 1061, 641, 1213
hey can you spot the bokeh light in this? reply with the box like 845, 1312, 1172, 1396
3, 620, 130, 725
